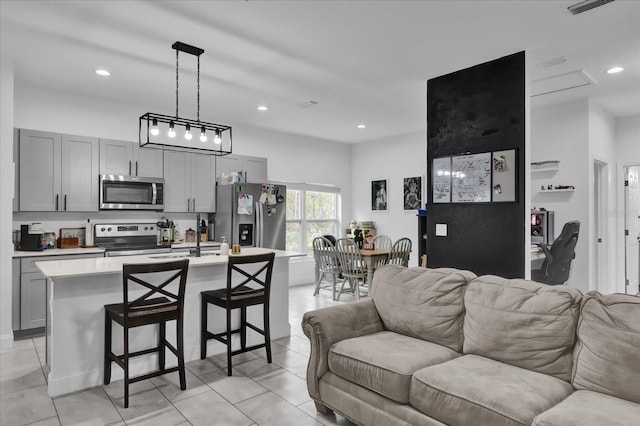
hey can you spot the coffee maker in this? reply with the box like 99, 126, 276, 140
19, 224, 45, 251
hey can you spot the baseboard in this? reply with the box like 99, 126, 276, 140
0, 332, 14, 350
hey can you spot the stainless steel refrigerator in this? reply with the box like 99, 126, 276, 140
214, 183, 286, 250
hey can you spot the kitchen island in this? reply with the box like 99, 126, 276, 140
36, 248, 303, 398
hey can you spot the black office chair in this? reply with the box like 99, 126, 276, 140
532, 221, 580, 285
321, 234, 337, 245
104, 259, 189, 408
200, 252, 275, 376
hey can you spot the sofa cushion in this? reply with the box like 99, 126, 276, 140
572, 292, 640, 404
328, 330, 461, 404
532, 390, 640, 426
410, 354, 574, 426
463, 275, 582, 381
372, 265, 476, 351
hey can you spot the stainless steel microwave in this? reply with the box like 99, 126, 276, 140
99, 175, 164, 210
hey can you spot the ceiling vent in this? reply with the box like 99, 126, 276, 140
568, 0, 615, 15
298, 100, 319, 109
531, 70, 597, 97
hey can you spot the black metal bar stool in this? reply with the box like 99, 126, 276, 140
104, 259, 189, 408
200, 252, 275, 376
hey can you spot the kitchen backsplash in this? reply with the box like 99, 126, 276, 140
13, 211, 216, 246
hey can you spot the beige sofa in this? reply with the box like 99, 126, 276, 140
302, 265, 640, 426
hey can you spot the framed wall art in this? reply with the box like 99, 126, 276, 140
491, 149, 517, 202
432, 156, 452, 203
403, 176, 422, 210
451, 152, 491, 203
371, 179, 387, 211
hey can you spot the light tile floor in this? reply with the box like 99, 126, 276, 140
0, 284, 358, 426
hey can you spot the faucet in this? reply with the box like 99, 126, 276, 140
191, 213, 201, 257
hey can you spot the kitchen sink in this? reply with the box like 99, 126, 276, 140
149, 252, 220, 259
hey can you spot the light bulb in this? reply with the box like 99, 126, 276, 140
184, 124, 192, 140
213, 129, 222, 145
150, 118, 159, 136
200, 127, 207, 142
168, 121, 176, 138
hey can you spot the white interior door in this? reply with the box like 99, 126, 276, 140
625, 166, 640, 294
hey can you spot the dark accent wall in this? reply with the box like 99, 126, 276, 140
426, 51, 525, 278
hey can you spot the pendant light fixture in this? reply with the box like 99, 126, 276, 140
139, 41, 232, 155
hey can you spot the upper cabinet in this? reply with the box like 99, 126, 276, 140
163, 151, 216, 213
216, 154, 267, 183
99, 139, 163, 178
19, 129, 99, 212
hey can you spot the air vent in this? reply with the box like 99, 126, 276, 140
568, 0, 615, 15
298, 100, 319, 109
531, 70, 597, 97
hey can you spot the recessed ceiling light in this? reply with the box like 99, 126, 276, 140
607, 66, 624, 74
95, 69, 111, 76
257, 105, 268, 111
357, 124, 366, 129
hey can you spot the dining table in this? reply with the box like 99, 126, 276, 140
360, 248, 391, 289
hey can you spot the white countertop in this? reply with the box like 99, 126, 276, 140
170, 241, 221, 249
13, 247, 106, 258
36, 247, 306, 279
13, 242, 221, 258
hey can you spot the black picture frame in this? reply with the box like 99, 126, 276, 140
403, 176, 422, 210
371, 180, 388, 211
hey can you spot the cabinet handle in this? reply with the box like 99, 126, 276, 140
55, 194, 59, 211
193, 198, 196, 211
135, 161, 139, 176
128, 161, 132, 175
187, 198, 190, 212
64, 194, 67, 211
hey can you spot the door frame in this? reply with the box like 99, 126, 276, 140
622, 164, 640, 294
593, 159, 607, 292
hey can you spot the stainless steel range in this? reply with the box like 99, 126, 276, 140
95, 223, 171, 257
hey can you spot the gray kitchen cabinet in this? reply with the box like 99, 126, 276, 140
12, 259, 20, 330
216, 154, 267, 183
164, 151, 216, 213
99, 139, 163, 178
16, 253, 103, 332
19, 129, 99, 212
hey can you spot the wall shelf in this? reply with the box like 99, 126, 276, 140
539, 188, 574, 193
531, 160, 560, 173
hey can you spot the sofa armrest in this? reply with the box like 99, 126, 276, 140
302, 298, 383, 400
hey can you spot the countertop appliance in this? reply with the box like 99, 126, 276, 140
100, 175, 164, 211
95, 223, 171, 257
214, 183, 286, 250
18, 224, 45, 251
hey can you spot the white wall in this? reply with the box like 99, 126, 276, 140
0, 59, 15, 349
532, 99, 639, 294
616, 115, 640, 163
615, 115, 640, 293
350, 129, 427, 267
588, 101, 618, 294
531, 99, 590, 292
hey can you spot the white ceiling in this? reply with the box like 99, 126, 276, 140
1, 0, 639, 144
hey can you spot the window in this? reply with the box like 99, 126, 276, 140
286, 184, 340, 253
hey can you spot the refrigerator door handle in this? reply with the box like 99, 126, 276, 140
255, 201, 263, 247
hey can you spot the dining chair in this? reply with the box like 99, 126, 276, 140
104, 259, 189, 408
200, 252, 275, 376
388, 237, 412, 267
312, 236, 342, 300
372, 234, 393, 268
336, 238, 367, 299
